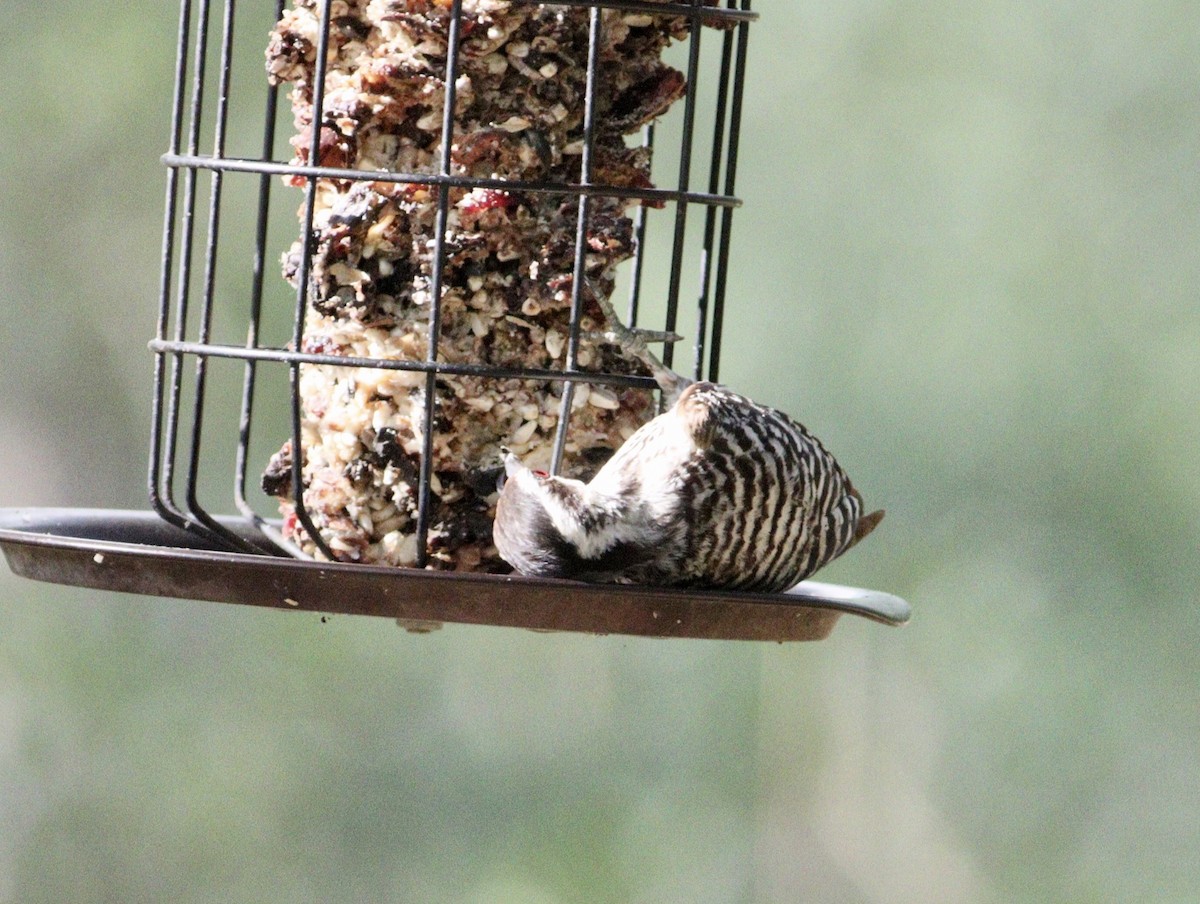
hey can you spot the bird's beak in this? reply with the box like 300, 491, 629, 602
503, 452, 522, 477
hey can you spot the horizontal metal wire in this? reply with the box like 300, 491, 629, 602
149, 338, 662, 391
512, 0, 757, 23
161, 153, 742, 209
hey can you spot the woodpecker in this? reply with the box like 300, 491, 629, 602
493, 377, 884, 592
493, 277, 883, 591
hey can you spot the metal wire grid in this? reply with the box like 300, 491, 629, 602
149, 0, 755, 564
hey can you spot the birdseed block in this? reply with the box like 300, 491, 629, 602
262, 0, 697, 569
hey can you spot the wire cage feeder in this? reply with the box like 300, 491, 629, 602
0, 0, 909, 641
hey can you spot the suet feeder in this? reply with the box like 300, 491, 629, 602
0, 0, 909, 641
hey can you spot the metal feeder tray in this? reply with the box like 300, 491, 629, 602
0, 508, 909, 642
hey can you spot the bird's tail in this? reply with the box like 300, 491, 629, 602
846, 506, 885, 551
838, 486, 884, 553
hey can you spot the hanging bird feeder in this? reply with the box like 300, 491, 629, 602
0, 0, 909, 641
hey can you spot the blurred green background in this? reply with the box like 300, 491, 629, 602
2, 2, 1198, 902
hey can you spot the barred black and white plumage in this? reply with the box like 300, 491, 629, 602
493, 381, 883, 592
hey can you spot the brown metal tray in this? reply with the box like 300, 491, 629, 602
0, 508, 910, 641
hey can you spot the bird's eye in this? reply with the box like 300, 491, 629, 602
533, 469, 549, 479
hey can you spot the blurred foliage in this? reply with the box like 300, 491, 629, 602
2, 2, 1198, 902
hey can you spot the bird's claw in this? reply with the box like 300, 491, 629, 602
580, 276, 691, 404
589, 328, 680, 349
623, 327, 683, 346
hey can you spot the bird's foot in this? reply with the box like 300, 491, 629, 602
581, 277, 692, 405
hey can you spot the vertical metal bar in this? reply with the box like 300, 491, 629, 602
413, 0, 465, 568
550, 4, 604, 476
625, 123, 654, 328
236, 0, 287, 530
661, 0, 705, 371
185, 0, 254, 550
288, 0, 338, 561
707, 0, 751, 384
149, 0, 194, 524
160, 0, 212, 526
693, 3, 735, 382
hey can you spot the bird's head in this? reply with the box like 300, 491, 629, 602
493, 453, 577, 578
493, 451, 652, 580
